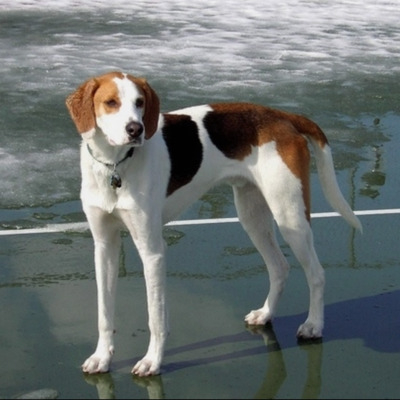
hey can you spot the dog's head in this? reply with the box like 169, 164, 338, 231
65, 71, 160, 146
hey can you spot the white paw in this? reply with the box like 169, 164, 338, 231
131, 358, 161, 377
244, 309, 272, 326
296, 321, 323, 339
82, 349, 113, 374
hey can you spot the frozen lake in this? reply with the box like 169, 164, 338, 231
1, 0, 399, 213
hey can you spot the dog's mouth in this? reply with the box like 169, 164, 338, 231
128, 135, 144, 146
106, 134, 143, 147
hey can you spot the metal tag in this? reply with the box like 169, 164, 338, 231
110, 171, 122, 189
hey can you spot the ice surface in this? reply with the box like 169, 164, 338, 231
0, 0, 398, 208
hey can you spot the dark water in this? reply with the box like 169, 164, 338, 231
0, 1, 399, 398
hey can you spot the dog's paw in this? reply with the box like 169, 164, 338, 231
296, 321, 323, 339
244, 309, 272, 326
131, 358, 161, 377
82, 352, 113, 374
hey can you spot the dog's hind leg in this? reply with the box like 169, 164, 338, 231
233, 182, 291, 327
275, 217, 325, 339
257, 176, 325, 339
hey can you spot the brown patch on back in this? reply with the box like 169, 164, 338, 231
203, 103, 263, 159
204, 103, 328, 220
204, 103, 328, 158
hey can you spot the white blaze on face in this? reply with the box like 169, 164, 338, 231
94, 76, 145, 146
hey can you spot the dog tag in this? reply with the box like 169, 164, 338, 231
110, 171, 122, 189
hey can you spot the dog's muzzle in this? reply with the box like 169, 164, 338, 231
126, 121, 144, 141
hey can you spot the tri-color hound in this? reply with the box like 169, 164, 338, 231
66, 71, 362, 377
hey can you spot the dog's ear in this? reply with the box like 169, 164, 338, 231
132, 77, 160, 140
65, 78, 99, 135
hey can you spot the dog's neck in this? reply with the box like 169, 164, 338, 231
83, 130, 136, 190
86, 143, 134, 169
82, 129, 135, 165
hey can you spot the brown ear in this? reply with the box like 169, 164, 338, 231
131, 77, 160, 139
65, 78, 99, 134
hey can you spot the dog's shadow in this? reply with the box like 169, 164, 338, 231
84, 290, 400, 399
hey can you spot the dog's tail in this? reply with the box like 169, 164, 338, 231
288, 113, 363, 233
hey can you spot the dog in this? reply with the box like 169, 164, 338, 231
66, 71, 362, 377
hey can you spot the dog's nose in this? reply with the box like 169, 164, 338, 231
125, 121, 144, 138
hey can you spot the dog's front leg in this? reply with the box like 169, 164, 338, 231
82, 209, 122, 374
131, 232, 168, 377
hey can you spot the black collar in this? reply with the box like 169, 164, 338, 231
86, 145, 134, 168
86, 145, 135, 189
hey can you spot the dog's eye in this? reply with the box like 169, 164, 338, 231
135, 98, 144, 108
105, 99, 118, 108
